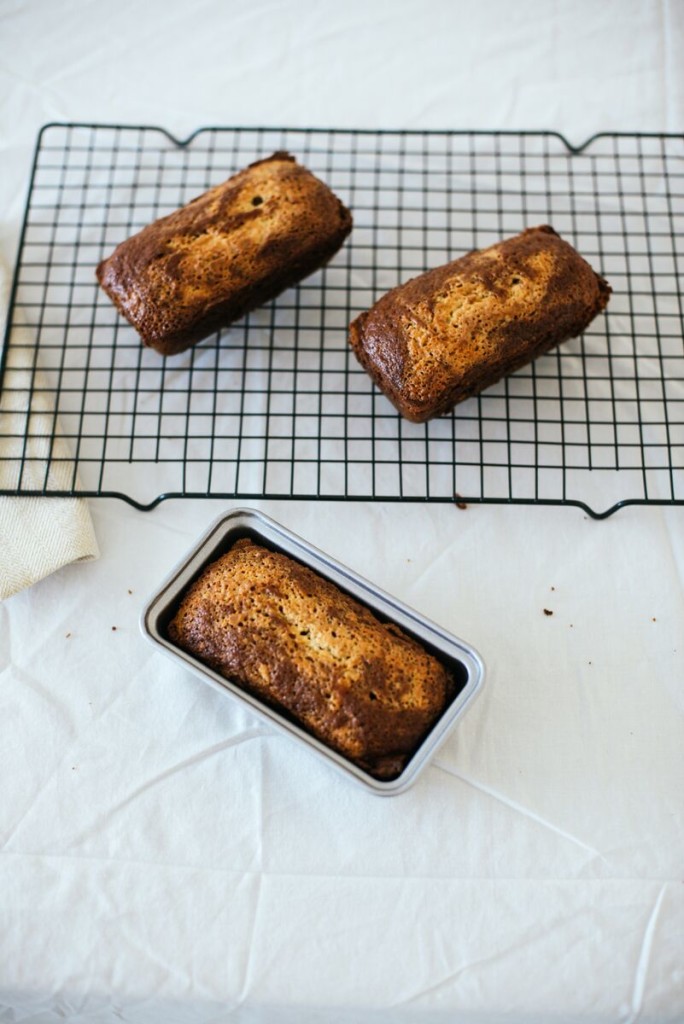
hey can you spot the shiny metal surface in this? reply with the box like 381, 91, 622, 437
141, 507, 485, 794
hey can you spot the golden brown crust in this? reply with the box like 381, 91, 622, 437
96, 152, 352, 355
349, 226, 611, 422
167, 539, 452, 779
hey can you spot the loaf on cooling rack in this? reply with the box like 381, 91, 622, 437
167, 539, 453, 780
349, 225, 611, 423
96, 152, 352, 356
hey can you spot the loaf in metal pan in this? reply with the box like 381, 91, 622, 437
167, 539, 453, 780
349, 225, 611, 422
96, 152, 353, 355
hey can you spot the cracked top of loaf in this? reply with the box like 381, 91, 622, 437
349, 225, 610, 422
97, 152, 352, 355
167, 538, 453, 779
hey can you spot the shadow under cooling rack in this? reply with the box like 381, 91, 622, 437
1, 123, 683, 517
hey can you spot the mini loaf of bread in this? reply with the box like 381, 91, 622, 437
349, 225, 611, 422
96, 152, 352, 355
167, 538, 453, 779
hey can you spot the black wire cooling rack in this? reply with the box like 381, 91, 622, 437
1, 123, 683, 516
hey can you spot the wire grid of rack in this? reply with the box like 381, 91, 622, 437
1, 123, 683, 517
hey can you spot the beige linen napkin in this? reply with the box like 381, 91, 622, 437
0, 259, 99, 601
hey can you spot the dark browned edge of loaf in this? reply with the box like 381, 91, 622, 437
166, 538, 455, 781
348, 225, 612, 423
96, 152, 353, 355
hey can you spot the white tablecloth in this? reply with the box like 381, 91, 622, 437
1, 2, 683, 1021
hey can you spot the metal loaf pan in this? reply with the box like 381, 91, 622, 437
140, 508, 485, 795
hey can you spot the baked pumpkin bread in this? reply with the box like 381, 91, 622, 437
96, 152, 352, 355
349, 225, 611, 422
167, 539, 453, 779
